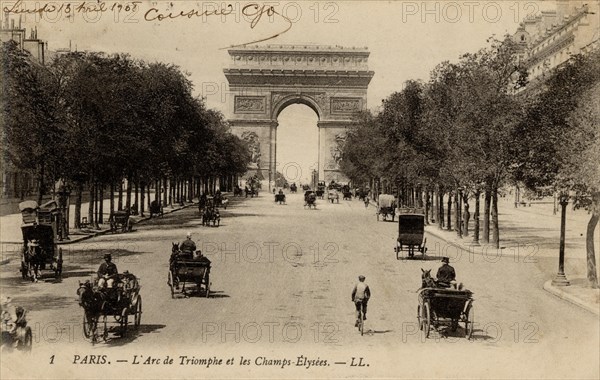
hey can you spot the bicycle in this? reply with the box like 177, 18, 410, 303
355, 301, 367, 336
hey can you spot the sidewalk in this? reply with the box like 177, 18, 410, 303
371, 194, 600, 315
0, 196, 199, 263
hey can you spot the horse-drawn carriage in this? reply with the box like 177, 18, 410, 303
377, 194, 397, 221
77, 272, 142, 344
18, 201, 63, 281
1, 300, 32, 352
200, 196, 220, 227
304, 191, 317, 209
168, 245, 211, 298
149, 200, 163, 217
275, 192, 286, 205
394, 208, 427, 259
341, 185, 352, 200
315, 182, 326, 199
234, 185, 243, 197
109, 210, 131, 233
357, 188, 369, 201
327, 190, 340, 204
418, 270, 474, 339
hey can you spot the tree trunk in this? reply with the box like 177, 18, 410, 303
140, 182, 145, 217
118, 180, 123, 211
110, 183, 115, 216
446, 192, 452, 231
147, 183, 151, 209
438, 188, 444, 229
37, 162, 45, 205
454, 191, 460, 236
88, 182, 94, 227
482, 186, 491, 244
424, 190, 430, 225
74, 182, 83, 229
586, 194, 599, 288
98, 185, 104, 224
125, 176, 132, 210
463, 194, 470, 237
94, 184, 98, 225
473, 190, 480, 244
134, 178, 139, 214
155, 180, 160, 203
162, 177, 168, 206
491, 184, 500, 249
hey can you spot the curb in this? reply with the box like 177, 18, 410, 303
543, 280, 600, 316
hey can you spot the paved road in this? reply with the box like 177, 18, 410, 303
2, 193, 598, 379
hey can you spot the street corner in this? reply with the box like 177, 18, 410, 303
543, 279, 600, 316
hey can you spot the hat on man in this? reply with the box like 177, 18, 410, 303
104, 253, 112, 260
358, 275, 366, 281
441, 257, 450, 264
186, 232, 192, 238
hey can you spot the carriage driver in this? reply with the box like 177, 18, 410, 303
180, 232, 197, 256
436, 257, 461, 289
97, 253, 119, 289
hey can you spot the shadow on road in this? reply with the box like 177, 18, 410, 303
105, 324, 166, 346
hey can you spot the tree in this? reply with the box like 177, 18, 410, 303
1, 40, 64, 203
513, 50, 600, 287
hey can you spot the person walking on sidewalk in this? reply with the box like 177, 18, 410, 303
352, 275, 371, 326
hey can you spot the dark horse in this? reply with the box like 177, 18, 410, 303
77, 280, 106, 343
24, 240, 43, 282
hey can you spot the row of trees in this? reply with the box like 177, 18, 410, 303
340, 36, 599, 286
1, 40, 250, 227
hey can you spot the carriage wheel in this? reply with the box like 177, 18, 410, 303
417, 305, 422, 331
17, 326, 33, 352
168, 271, 175, 299
101, 316, 108, 342
396, 243, 401, 260
422, 302, 431, 339
465, 303, 474, 339
121, 308, 129, 336
134, 295, 142, 328
216, 218, 220, 227
56, 248, 63, 278
205, 274, 210, 298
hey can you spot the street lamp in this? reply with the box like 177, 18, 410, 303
552, 193, 570, 286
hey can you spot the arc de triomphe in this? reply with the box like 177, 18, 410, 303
223, 44, 374, 188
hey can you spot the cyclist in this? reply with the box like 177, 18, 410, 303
364, 194, 370, 208
352, 275, 371, 327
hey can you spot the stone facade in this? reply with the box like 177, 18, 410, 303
512, 1, 599, 88
224, 45, 374, 189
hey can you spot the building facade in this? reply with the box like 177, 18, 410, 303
513, 1, 599, 87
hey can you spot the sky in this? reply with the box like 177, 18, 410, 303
4, 0, 557, 182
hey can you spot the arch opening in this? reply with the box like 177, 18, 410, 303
275, 104, 319, 187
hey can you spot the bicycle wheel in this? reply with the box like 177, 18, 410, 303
360, 314, 364, 336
